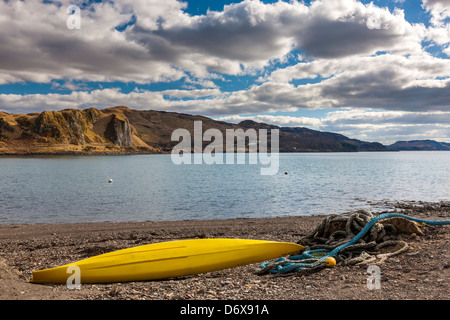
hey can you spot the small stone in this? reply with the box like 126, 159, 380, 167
109, 285, 120, 297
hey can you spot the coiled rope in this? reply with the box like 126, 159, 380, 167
258, 211, 450, 276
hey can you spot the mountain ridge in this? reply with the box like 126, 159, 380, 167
386, 140, 450, 151
0, 106, 445, 155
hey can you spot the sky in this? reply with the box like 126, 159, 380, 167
1, 0, 450, 144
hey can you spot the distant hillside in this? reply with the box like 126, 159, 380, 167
0, 106, 386, 155
238, 120, 386, 152
387, 140, 450, 151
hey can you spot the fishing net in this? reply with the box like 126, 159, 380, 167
257, 209, 448, 276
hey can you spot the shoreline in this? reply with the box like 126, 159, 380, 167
0, 150, 165, 157
0, 202, 448, 300
5, 150, 450, 157
1, 149, 449, 161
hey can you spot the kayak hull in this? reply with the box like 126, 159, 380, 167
31, 238, 303, 284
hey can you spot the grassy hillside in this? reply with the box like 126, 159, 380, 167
0, 106, 386, 155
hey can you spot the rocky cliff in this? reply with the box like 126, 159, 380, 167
0, 107, 153, 155
0, 106, 387, 155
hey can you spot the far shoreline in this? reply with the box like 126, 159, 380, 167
3, 149, 450, 158
5, 149, 450, 158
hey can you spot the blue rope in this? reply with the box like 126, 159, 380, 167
260, 213, 450, 274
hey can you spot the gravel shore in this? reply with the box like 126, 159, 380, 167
0, 201, 448, 302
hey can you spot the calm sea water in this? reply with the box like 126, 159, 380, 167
0, 152, 449, 224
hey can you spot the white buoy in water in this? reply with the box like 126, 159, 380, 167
108, 179, 113, 183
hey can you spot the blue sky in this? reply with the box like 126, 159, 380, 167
1, 0, 450, 144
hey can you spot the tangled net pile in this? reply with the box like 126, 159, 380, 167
298, 209, 412, 265
258, 209, 449, 276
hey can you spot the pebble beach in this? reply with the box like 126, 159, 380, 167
0, 201, 448, 301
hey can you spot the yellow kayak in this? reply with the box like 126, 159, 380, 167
31, 238, 303, 284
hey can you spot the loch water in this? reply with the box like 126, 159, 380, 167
0, 151, 449, 224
